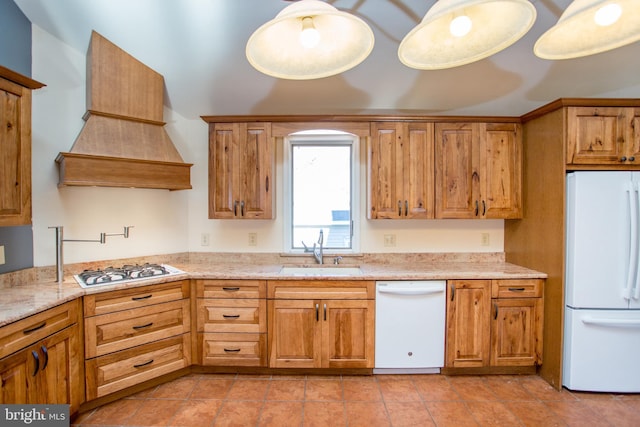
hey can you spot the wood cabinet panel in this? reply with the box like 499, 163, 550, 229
491, 298, 543, 366
85, 299, 190, 358
368, 122, 434, 218
85, 334, 191, 400
268, 299, 321, 368
209, 122, 273, 219
195, 280, 265, 299
199, 332, 266, 367
446, 280, 492, 367
323, 299, 374, 368
197, 299, 266, 333
83, 280, 190, 317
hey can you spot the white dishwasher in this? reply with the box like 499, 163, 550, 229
374, 280, 446, 374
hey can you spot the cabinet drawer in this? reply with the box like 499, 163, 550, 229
268, 281, 375, 299
85, 333, 191, 400
84, 280, 190, 316
196, 280, 266, 299
492, 279, 542, 298
0, 300, 80, 359
199, 333, 266, 367
85, 299, 190, 358
197, 299, 266, 333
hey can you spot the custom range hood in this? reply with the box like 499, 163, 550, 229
56, 31, 192, 190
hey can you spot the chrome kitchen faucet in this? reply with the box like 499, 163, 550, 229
302, 229, 324, 264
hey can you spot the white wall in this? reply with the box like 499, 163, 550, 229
31, 25, 503, 268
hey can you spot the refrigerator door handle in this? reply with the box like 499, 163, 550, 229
635, 180, 640, 300
624, 182, 638, 300
582, 316, 640, 328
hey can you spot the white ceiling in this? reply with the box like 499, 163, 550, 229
13, 0, 640, 120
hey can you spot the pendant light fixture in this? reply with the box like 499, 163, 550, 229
398, 0, 537, 70
246, 0, 375, 80
534, 0, 640, 60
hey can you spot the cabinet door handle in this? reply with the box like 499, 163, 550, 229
475, 200, 479, 216
266, 176, 269, 193
621, 156, 628, 162
133, 359, 154, 368
450, 283, 455, 301
31, 351, 40, 376
223, 314, 240, 319
494, 303, 498, 320
132, 294, 153, 301
234, 200, 239, 216
482, 200, 486, 216
223, 287, 240, 291
40, 346, 49, 371
630, 156, 636, 162
324, 303, 327, 321
224, 348, 241, 353
405, 200, 409, 216
508, 287, 526, 292
241, 200, 245, 217
23, 321, 46, 334
132, 322, 154, 330
315, 303, 319, 321
398, 200, 402, 216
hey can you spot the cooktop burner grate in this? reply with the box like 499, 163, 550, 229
74, 263, 184, 288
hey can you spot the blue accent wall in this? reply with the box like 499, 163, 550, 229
0, 0, 34, 273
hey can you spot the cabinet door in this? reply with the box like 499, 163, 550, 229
445, 280, 491, 367
403, 123, 434, 218
369, 123, 404, 218
435, 123, 478, 218
0, 78, 31, 226
567, 107, 628, 165
479, 123, 522, 219
209, 123, 239, 218
490, 298, 543, 366
322, 299, 374, 368
0, 325, 82, 414
268, 299, 321, 368
239, 123, 273, 219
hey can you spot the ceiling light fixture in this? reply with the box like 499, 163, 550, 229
534, 0, 640, 60
246, 0, 375, 80
398, 0, 537, 70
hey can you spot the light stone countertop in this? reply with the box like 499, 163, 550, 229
0, 252, 546, 327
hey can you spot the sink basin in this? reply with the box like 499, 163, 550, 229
279, 266, 362, 276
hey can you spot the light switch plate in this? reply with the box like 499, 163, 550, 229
0, 245, 5, 265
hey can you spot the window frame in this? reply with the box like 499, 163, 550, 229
283, 131, 360, 254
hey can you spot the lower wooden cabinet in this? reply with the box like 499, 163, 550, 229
0, 300, 84, 414
446, 279, 543, 369
267, 281, 375, 369
83, 281, 191, 399
195, 280, 267, 367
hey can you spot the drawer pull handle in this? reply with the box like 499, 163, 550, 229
132, 294, 153, 301
23, 321, 46, 334
224, 348, 241, 353
507, 287, 526, 292
223, 314, 240, 319
223, 287, 240, 291
41, 346, 49, 371
31, 351, 40, 376
494, 303, 498, 320
133, 359, 154, 368
133, 322, 154, 330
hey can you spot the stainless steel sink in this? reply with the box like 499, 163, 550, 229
279, 266, 362, 276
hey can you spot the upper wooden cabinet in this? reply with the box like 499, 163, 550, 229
368, 122, 434, 219
567, 106, 640, 166
435, 122, 522, 219
209, 122, 274, 219
0, 67, 44, 227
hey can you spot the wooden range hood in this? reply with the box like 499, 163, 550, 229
56, 31, 192, 190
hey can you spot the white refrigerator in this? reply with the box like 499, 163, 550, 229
564, 171, 640, 392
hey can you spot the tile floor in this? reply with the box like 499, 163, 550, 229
72, 373, 640, 427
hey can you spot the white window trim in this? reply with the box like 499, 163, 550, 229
283, 131, 360, 254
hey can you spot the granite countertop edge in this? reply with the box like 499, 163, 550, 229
0, 261, 547, 327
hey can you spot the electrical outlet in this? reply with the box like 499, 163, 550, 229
201, 233, 210, 246
0, 245, 5, 265
248, 232, 258, 246
481, 233, 490, 246
383, 234, 396, 247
